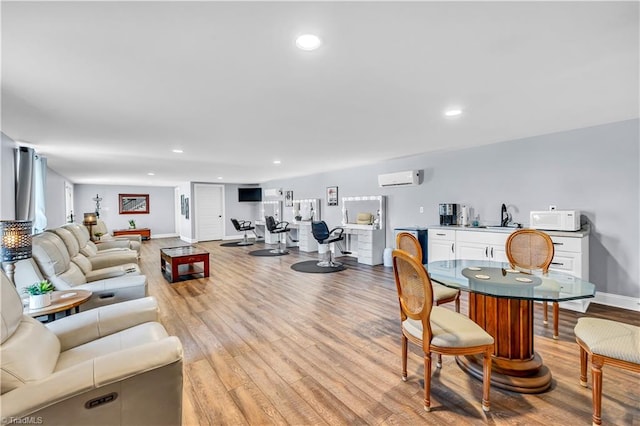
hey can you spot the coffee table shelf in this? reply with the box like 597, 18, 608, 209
160, 246, 210, 283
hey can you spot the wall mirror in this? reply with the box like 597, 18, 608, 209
119, 194, 149, 214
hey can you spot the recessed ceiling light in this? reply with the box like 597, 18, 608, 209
444, 108, 463, 117
273, 160, 281, 165
172, 149, 183, 153
296, 34, 322, 51
217, 176, 223, 180
147, 172, 155, 176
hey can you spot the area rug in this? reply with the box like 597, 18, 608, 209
248, 249, 289, 257
220, 241, 253, 247
290, 260, 346, 273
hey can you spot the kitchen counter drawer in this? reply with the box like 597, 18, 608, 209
428, 229, 455, 241
550, 236, 583, 253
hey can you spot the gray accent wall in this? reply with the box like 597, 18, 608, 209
263, 119, 639, 299
74, 184, 176, 235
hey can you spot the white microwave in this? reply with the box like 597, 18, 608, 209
529, 210, 581, 231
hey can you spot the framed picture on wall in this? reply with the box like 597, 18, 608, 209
180, 195, 185, 215
119, 194, 149, 214
326, 186, 338, 206
285, 190, 293, 207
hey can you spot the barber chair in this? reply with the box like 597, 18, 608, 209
311, 221, 345, 267
230, 218, 256, 246
264, 216, 290, 255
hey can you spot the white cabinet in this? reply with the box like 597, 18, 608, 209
296, 222, 317, 252
341, 226, 386, 265
427, 226, 590, 313
549, 234, 590, 312
455, 230, 509, 263
428, 229, 456, 262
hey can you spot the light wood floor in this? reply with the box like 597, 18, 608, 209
140, 238, 639, 425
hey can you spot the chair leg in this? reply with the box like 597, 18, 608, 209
454, 292, 461, 313
553, 302, 559, 339
579, 345, 588, 387
424, 352, 432, 412
237, 230, 253, 246
591, 355, 604, 426
543, 301, 549, 324
482, 348, 492, 412
401, 335, 408, 382
317, 243, 341, 268
436, 354, 442, 369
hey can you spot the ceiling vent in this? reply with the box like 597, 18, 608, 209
378, 170, 420, 187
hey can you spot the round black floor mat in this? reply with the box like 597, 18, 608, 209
248, 249, 289, 257
290, 260, 346, 273
220, 241, 253, 247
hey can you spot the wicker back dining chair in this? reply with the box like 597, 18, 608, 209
396, 232, 461, 312
505, 229, 557, 337
392, 249, 494, 413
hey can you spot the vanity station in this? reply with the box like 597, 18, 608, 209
427, 223, 590, 312
338, 195, 387, 266
255, 200, 283, 244
285, 199, 322, 252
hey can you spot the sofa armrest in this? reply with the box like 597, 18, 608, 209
95, 240, 131, 250
88, 251, 139, 269
47, 296, 158, 351
0, 337, 183, 419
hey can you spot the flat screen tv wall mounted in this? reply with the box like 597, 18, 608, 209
238, 188, 263, 202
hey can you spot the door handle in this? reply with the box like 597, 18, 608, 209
491, 247, 494, 258
451, 243, 454, 253
485, 247, 488, 257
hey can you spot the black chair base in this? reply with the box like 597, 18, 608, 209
269, 248, 289, 255
317, 260, 342, 268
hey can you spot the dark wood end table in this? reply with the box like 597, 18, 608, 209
113, 228, 151, 240
160, 246, 210, 283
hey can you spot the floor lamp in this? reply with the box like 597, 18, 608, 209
0, 220, 33, 284
83, 213, 98, 241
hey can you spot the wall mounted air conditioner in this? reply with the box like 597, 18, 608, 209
264, 188, 283, 197
378, 170, 420, 187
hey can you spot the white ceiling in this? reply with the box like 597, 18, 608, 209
2, 1, 638, 187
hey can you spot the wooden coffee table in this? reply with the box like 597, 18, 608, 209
24, 289, 92, 322
160, 246, 210, 283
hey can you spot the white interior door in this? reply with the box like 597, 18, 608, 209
194, 184, 224, 241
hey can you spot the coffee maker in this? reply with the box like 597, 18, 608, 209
439, 203, 459, 226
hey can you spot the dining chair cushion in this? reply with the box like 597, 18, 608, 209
574, 318, 640, 364
432, 282, 459, 302
403, 306, 494, 348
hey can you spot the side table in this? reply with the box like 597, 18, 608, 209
24, 290, 92, 322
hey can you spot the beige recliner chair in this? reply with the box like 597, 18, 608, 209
91, 219, 142, 254
62, 223, 138, 268
0, 272, 183, 425
14, 232, 147, 311
50, 228, 140, 278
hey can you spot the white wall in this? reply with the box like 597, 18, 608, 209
45, 167, 71, 227
264, 119, 640, 300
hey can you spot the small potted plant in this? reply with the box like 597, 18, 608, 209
129, 219, 136, 229
94, 231, 104, 241
24, 280, 55, 309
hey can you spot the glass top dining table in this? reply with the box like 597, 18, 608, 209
424, 259, 596, 394
426, 259, 596, 302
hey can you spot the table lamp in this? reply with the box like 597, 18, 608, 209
0, 220, 33, 284
83, 213, 98, 241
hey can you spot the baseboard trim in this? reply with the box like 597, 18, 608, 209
179, 236, 198, 243
152, 233, 178, 239
592, 292, 640, 312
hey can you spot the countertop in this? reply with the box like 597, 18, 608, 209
426, 223, 590, 238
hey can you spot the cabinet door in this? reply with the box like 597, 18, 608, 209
490, 245, 509, 262
429, 240, 455, 262
456, 241, 488, 261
